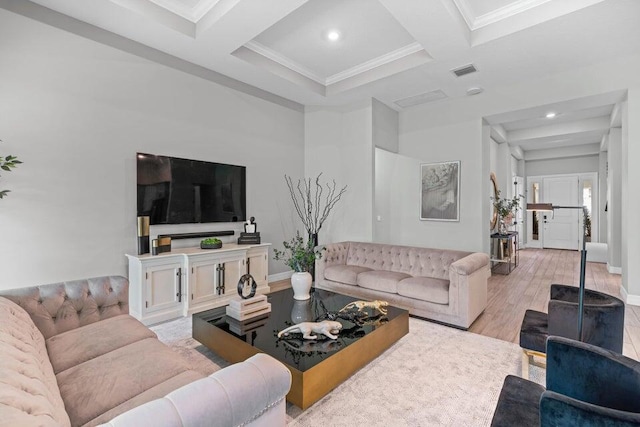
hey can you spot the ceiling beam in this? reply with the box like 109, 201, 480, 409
377, 0, 470, 60
524, 143, 601, 161
508, 116, 610, 143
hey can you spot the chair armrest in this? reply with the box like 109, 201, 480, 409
99, 353, 292, 427
0, 276, 129, 339
450, 253, 489, 276
540, 391, 640, 427
546, 337, 640, 412
315, 242, 350, 282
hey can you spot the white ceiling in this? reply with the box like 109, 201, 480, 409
4, 0, 639, 157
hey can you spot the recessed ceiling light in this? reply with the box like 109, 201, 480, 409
326, 30, 341, 42
545, 112, 557, 119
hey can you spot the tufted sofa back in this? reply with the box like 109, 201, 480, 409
345, 242, 471, 280
0, 276, 129, 339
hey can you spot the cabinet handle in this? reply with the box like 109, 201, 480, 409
247, 258, 250, 274
177, 268, 182, 302
216, 264, 222, 295
221, 263, 226, 293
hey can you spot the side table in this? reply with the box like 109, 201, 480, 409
490, 232, 519, 274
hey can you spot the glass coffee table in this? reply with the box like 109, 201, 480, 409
192, 287, 409, 409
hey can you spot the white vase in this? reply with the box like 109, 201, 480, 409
291, 272, 312, 300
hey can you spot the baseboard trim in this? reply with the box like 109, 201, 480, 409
607, 263, 622, 275
622, 287, 640, 306
269, 270, 293, 282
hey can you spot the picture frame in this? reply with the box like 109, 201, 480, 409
420, 161, 460, 221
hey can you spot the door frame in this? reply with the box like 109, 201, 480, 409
525, 172, 599, 249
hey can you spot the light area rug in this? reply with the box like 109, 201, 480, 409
151, 316, 544, 427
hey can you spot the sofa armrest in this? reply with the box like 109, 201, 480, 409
450, 253, 489, 276
99, 353, 292, 427
0, 276, 129, 339
315, 242, 350, 283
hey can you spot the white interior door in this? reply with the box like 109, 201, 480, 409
542, 176, 579, 250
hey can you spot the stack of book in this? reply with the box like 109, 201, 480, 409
225, 294, 271, 321
237, 232, 260, 244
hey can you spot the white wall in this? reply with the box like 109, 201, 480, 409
598, 150, 608, 244
526, 155, 599, 176
374, 148, 396, 244
607, 128, 622, 272
400, 53, 640, 299
372, 100, 399, 243
304, 102, 373, 245
398, 120, 486, 253
372, 99, 399, 153
0, 9, 304, 289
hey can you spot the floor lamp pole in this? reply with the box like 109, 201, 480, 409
577, 207, 588, 341
554, 205, 588, 341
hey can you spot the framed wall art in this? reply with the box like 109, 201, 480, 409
420, 161, 460, 221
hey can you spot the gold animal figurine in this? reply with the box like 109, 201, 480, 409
339, 300, 389, 316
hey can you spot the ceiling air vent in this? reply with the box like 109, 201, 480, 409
394, 90, 448, 108
451, 64, 477, 77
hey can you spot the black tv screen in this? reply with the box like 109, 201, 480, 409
137, 153, 246, 225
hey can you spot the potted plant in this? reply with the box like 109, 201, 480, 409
1, 140, 22, 199
200, 237, 222, 249
491, 190, 522, 234
274, 231, 323, 300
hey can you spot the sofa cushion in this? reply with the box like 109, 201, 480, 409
56, 337, 193, 427
397, 277, 450, 305
0, 297, 71, 427
86, 370, 204, 427
357, 271, 411, 294
324, 265, 372, 286
46, 314, 157, 374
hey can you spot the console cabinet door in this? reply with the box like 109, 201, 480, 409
144, 262, 183, 315
222, 257, 246, 296
190, 258, 219, 305
247, 247, 268, 288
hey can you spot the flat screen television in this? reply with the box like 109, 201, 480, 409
137, 153, 246, 225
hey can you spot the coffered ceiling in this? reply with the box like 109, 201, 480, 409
3, 0, 639, 157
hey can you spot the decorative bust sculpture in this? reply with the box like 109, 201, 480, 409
244, 216, 257, 233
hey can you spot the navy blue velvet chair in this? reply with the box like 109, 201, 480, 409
520, 284, 625, 378
491, 336, 640, 427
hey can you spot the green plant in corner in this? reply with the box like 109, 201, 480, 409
273, 232, 323, 273
0, 140, 22, 199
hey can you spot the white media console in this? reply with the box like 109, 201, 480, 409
126, 243, 270, 325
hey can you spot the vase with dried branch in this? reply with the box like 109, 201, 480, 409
285, 173, 347, 247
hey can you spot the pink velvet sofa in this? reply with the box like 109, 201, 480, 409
315, 242, 490, 328
0, 276, 291, 427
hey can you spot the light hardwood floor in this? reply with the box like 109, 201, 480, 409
270, 248, 640, 360
469, 248, 640, 361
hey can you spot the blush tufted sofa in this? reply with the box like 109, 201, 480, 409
315, 242, 490, 328
0, 276, 291, 427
